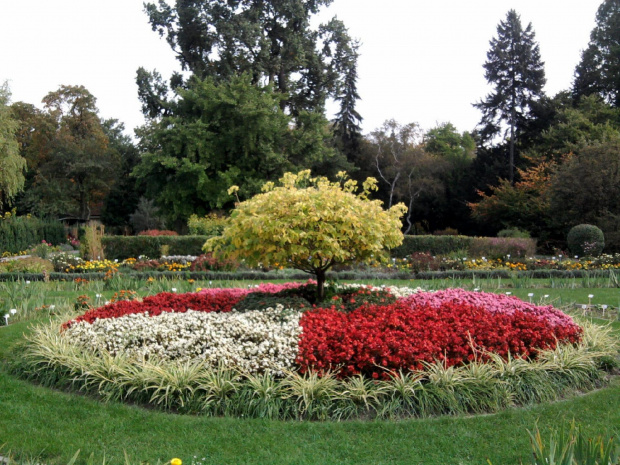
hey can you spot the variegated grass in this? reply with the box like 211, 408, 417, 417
11, 317, 617, 421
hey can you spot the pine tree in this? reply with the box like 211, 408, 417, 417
573, 0, 620, 106
474, 10, 546, 184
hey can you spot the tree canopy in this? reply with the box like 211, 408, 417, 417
140, 0, 359, 119
0, 83, 26, 210
573, 0, 620, 106
133, 74, 348, 226
206, 170, 406, 299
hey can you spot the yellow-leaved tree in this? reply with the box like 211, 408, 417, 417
205, 171, 407, 300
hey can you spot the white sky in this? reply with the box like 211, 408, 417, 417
0, 0, 601, 137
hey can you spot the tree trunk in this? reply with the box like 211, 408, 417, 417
509, 108, 515, 185
316, 269, 326, 302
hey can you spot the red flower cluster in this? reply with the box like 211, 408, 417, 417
63, 291, 244, 329
297, 299, 582, 378
64, 282, 310, 329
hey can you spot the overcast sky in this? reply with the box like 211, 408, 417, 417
0, 0, 601, 137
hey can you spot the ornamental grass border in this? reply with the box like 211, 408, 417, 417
9, 319, 617, 422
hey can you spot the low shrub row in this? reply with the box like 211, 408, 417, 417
102, 235, 209, 260
391, 235, 537, 259
0, 268, 618, 282
0, 216, 65, 254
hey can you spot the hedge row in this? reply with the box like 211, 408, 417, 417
0, 269, 614, 282
391, 235, 537, 259
0, 217, 66, 254
101, 235, 209, 260
100, 234, 537, 262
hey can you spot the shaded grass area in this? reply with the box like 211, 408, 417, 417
1, 280, 620, 464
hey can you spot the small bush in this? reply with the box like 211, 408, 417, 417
138, 230, 179, 236
567, 224, 605, 257
408, 252, 441, 272
497, 228, 531, 239
188, 213, 227, 236
468, 237, 536, 259
189, 253, 239, 272
0, 257, 54, 273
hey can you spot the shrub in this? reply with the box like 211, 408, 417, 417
567, 224, 605, 257
468, 237, 536, 259
129, 197, 165, 233
138, 230, 179, 236
189, 253, 239, 272
498, 228, 531, 238
0, 257, 54, 273
408, 252, 442, 272
188, 213, 227, 236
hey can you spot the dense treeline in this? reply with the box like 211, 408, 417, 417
1, 0, 620, 252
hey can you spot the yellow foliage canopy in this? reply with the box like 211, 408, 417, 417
205, 171, 407, 274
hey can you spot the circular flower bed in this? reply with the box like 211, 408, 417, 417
63, 283, 582, 378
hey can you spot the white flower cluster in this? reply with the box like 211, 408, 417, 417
160, 255, 198, 264
332, 283, 424, 299
64, 306, 302, 376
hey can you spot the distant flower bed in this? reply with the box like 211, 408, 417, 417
385, 253, 620, 273
63, 284, 582, 378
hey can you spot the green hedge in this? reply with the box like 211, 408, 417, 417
391, 235, 473, 257
0, 217, 65, 254
102, 235, 210, 260
391, 235, 537, 259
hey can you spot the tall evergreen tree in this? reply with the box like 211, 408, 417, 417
573, 0, 620, 106
474, 10, 546, 184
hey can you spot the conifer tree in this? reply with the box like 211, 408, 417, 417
474, 10, 546, 184
573, 0, 620, 106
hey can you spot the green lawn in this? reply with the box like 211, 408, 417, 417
1, 279, 619, 464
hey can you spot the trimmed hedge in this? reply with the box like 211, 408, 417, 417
391, 235, 473, 257
0, 217, 65, 254
391, 235, 537, 259
102, 235, 210, 260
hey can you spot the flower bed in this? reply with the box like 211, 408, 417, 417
63, 284, 582, 378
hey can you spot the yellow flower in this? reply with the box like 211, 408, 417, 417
171, 459, 182, 465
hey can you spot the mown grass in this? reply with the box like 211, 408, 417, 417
1, 278, 619, 464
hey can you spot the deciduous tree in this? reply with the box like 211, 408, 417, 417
206, 171, 406, 300
369, 120, 446, 234
134, 74, 347, 226
0, 83, 26, 210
